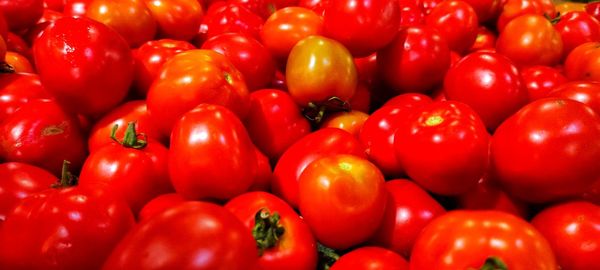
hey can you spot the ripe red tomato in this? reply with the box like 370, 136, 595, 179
521, 65, 568, 102
33, 16, 134, 117
469, 26, 497, 53
369, 179, 446, 258
377, 25, 451, 94
531, 201, 600, 270
143, 0, 204, 41
443, 51, 528, 130
169, 104, 257, 200
202, 1, 264, 40
548, 81, 600, 114
320, 110, 368, 137
410, 210, 557, 269
394, 101, 490, 195
496, 0, 556, 32
225, 191, 318, 270
0, 0, 44, 31
330, 246, 409, 270
554, 11, 600, 59
0, 73, 50, 122
286, 35, 357, 106
564, 41, 600, 82
298, 154, 387, 250
146, 49, 249, 139
137, 193, 186, 221
492, 98, 600, 203
398, 0, 425, 27
103, 201, 258, 269
425, 0, 479, 54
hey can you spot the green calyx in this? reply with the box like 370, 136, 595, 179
252, 208, 285, 256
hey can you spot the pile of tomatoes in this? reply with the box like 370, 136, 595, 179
0, 0, 599, 269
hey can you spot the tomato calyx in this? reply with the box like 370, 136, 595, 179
51, 160, 78, 188
545, 12, 562, 25
317, 242, 340, 270
0, 62, 14, 73
252, 208, 285, 255
302, 97, 352, 124
475, 257, 509, 270
110, 122, 148, 149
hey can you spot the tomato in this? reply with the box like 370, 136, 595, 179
564, 41, 600, 82
496, 14, 563, 67
272, 127, 366, 208
0, 0, 44, 31
169, 104, 257, 201
225, 191, 318, 270
369, 179, 445, 258
202, 32, 276, 91
330, 247, 409, 270
244, 89, 311, 162
137, 193, 186, 221
4, 51, 34, 73
286, 35, 357, 106
0, 162, 57, 222
531, 201, 600, 270
0, 99, 87, 176
321, 0, 400, 57
410, 210, 557, 269
457, 172, 529, 218
394, 101, 490, 195
64, 0, 92, 16
444, 51, 528, 130
33, 16, 134, 118
0, 186, 135, 270
320, 110, 368, 137
377, 25, 451, 94
146, 49, 249, 139
548, 81, 600, 115
469, 26, 497, 53
86, 0, 157, 48
461, 0, 501, 23
492, 98, 600, 203
202, 1, 264, 40
44, 0, 65, 11
521, 65, 568, 102
398, 0, 425, 27
358, 93, 432, 178
496, 0, 556, 32
260, 6, 323, 61
298, 0, 327, 15
103, 201, 258, 269
143, 0, 203, 41
0, 73, 50, 122
554, 11, 600, 59
298, 154, 386, 250
425, 0, 479, 54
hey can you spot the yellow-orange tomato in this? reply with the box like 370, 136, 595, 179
261, 7, 323, 60
4, 51, 33, 73
143, 0, 203, 41
321, 110, 369, 137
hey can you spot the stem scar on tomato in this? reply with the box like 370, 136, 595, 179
252, 208, 285, 256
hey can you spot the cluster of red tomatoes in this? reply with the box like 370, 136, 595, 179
0, 0, 599, 269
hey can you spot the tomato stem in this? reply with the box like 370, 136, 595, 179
252, 208, 285, 256
110, 122, 148, 149
317, 242, 340, 270
479, 257, 508, 270
52, 160, 78, 188
302, 97, 352, 124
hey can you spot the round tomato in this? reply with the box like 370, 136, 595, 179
496, 0, 556, 32
548, 81, 600, 114
521, 65, 568, 102
143, 0, 203, 41
425, 0, 479, 54
469, 26, 497, 53
554, 11, 600, 59
330, 247, 409, 270
564, 41, 600, 82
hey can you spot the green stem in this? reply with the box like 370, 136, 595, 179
110, 122, 147, 149
52, 160, 78, 188
252, 208, 285, 256
479, 257, 508, 270
317, 243, 340, 270
302, 97, 352, 124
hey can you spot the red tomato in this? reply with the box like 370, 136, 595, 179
457, 172, 529, 218
202, 1, 264, 40
43, 0, 65, 11
548, 81, 600, 114
286, 35, 357, 106
587, 1, 600, 22
444, 51, 528, 130
469, 26, 497, 53
137, 193, 186, 221
496, 0, 556, 32
103, 201, 258, 269
33, 16, 134, 117
377, 25, 451, 94
143, 0, 204, 41
554, 11, 600, 59
0, 0, 44, 31
394, 101, 490, 195
531, 201, 600, 270
0, 73, 50, 122
0, 162, 57, 222
169, 104, 257, 200
321, 0, 400, 57
0, 186, 135, 269
146, 49, 249, 139
86, 0, 157, 48
410, 210, 557, 269
369, 179, 446, 258
272, 127, 366, 208
564, 41, 600, 82
492, 98, 600, 203
64, 0, 92, 16
244, 89, 311, 161
321, 110, 368, 137
0, 99, 87, 176
461, 0, 502, 23
225, 191, 318, 270
298, 0, 327, 15
425, 0, 479, 54
298, 154, 387, 250
398, 0, 425, 27
202, 32, 276, 91
331, 246, 409, 270
521, 65, 568, 101
4, 51, 33, 73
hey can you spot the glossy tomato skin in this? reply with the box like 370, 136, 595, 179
0, 73, 50, 122
444, 51, 528, 130
398, 0, 425, 27
410, 210, 557, 269
521, 65, 568, 101
457, 172, 529, 218
133, 39, 195, 96
369, 179, 446, 258
202, 32, 276, 91
394, 101, 490, 195
548, 81, 600, 114
0, 99, 87, 176
137, 193, 186, 222
286, 35, 357, 106
169, 104, 257, 201
531, 201, 600, 270
320, 110, 369, 137
564, 41, 600, 82
33, 16, 134, 118
244, 89, 311, 161
272, 127, 366, 208
103, 201, 258, 270
147, 49, 249, 140
298, 154, 387, 250
492, 98, 600, 203
0, 162, 57, 222
377, 26, 451, 94
225, 191, 318, 270
203, 1, 264, 40
0, 186, 135, 270
330, 246, 409, 270
64, 0, 92, 16
0, 0, 44, 31
321, 0, 400, 57
554, 11, 600, 59
496, 0, 556, 32
425, 0, 479, 54
143, 0, 203, 41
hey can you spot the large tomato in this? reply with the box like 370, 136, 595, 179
143, 0, 203, 41
330, 247, 409, 270
425, 0, 479, 54
492, 98, 600, 203
33, 16, 134, 117
521, 65, 568, 102
0, 73, 50, 122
